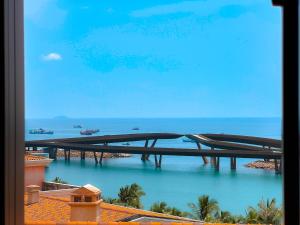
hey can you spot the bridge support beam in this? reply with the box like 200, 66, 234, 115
94, 151, 98, 164
278, 159, 282, 174
196, 142, 208, 164
47, 147, 58, 160
215, 157, 220, 171
99, 152, 104, 166
154, 154, 162, 168
53, 148, 57, 160
80, 151, 85, 160
230, 157, 236, 170
154, 154, 158, 167
67, 149, 71, 161
141, 140, 149, 161
274, 159, 280, 174
158, 155, 162, 168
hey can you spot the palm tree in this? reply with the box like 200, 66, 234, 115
167, 207, 189, 217
245, 207, 259, 224
118, 183, 145, 209
150, 201, 168, 213
215, 211, 245, 223
188, 195, 219, 221
150, 201, 189, 217
52, 176, 68, 184
245, 198, 282, 224
256, 198, 283, 225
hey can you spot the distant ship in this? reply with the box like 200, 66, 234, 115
73, 125, 82, 128
80, 129, 100, 135
132, 127, 140, 130
122, 142, 130, 146
29, 128, 54, 134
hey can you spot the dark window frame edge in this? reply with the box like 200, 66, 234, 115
4, 0, 25, 224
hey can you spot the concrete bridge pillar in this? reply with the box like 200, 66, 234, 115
141, 140, 149, 161
196, 142, 208, 164
215, 157, 220, 171
274, 159, 281, 174
230, 157, 236, 170
154, 154, 162, 168
93, 151, 98, 164
80, 151, 85, 160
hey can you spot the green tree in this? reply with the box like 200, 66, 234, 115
245, 207, 259, 224
215, 211, 245, 224
150, 201, 168, 213
188, 195, 219, 221
118, 183, 145, 209
150, 201, 188, 217
249, 198, 283, 225
52, 177, 68, 184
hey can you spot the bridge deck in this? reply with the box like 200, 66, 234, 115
26, 141, 282, 159
26, 133, 182, 144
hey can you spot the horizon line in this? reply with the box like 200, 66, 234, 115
25, 116, 282, 120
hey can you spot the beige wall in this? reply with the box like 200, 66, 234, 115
24, 166, 45, 189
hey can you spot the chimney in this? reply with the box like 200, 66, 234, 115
25, 185, 40, 205
69, 184, 102, 222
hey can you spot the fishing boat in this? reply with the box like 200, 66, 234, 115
73, 125, 82, 128
80, 129, 100, 135
29, 128, 54, 134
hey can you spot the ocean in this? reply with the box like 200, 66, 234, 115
25, 117, 282, 215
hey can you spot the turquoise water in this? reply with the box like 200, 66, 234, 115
26, 118, 282, 215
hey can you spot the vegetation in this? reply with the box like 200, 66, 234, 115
150, 201, 188, 217
188, 195, 219, 220
188, 196, 282, 224
52, 177, 68, 184
103, 183, 145, 209
245, 198, 283, 225
103, 183, 283, 224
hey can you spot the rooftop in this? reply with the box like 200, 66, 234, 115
24, 188, 196, 224
25, 154, 48, 161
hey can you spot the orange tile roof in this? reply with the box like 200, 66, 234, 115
25, 154, 48, 161
25, 195, 194, 224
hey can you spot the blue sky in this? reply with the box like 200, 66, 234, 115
24, 0, 282, 119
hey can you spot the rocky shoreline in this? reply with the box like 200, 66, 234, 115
244, 160, 279, 170
56, 150, 132, 159
26, 149, 131, 159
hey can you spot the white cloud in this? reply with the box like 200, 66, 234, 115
42, 53, 62, 61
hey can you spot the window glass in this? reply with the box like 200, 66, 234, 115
24, 1, 283, 224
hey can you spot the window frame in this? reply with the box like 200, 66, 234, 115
2, 0, 299, 224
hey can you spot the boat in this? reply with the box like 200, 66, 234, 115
73, 125, 82, 128
132, 127, 140, 130
122, 142, 130, 146
80, 129, 100, 135
80, 130, 93, 135
29, 128, 54, 134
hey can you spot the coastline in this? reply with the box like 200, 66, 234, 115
56, 150, 132, 159
27, 149, 132, 159
244, 160, 279, 170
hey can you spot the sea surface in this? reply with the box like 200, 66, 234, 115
25, 117, 282, 215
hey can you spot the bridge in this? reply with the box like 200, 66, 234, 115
25, 133, 282, 173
